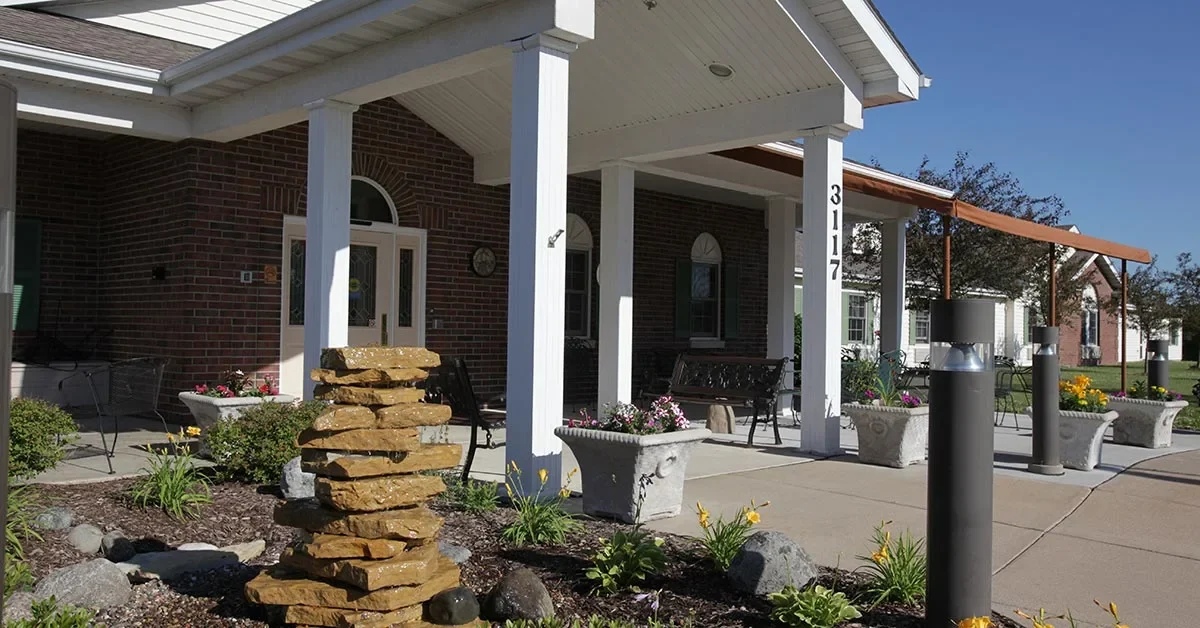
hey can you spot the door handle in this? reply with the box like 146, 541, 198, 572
381, 313, 388, 345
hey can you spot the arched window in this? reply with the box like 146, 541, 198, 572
689, 233, 722, 338
1081, 284, 1100, 349
350, 177, 397, 224
564, 214, 593, 337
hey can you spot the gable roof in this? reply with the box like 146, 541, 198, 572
0, 7, 205, 70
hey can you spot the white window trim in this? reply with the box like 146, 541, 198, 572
914, 309, 930, 344
847, 294, 868, 344
689, 232, 723, 341
565, 213, 593, 339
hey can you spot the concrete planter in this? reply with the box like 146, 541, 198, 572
554, 426, 711, 524
1058, 409, 1119, 471
1108, 397, 1190, 449
842, 402, 929, 468
178, 392, 297, 448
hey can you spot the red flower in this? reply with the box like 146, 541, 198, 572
194, 384, 208, 394
259, 383, 270, 394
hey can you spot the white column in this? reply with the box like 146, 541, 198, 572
879, 220, 906, 361
506, 34, 574, 493
800, 129, 847, 455
303, 99, 357, 400
767, 196, 798, 419
598, 162, 635, 410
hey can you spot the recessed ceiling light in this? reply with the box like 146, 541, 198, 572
708, 63, 734, 79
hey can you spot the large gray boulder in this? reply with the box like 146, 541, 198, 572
428, 586, 480, 625
102, 530, 136, 563
280, 456, 316, 499
117, 539, 266, 581
726, 530, 817, 596
66, 524, 104, 554
438, 540, 472, 565
482, 568, 554, 621
33, 506, 74, 531
4, 591, 35, 622
33, 558, 132, 609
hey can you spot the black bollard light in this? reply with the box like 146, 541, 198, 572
1028, 327, 1064, 476
926, 299, 995, 627
1147, 339, 1169, 391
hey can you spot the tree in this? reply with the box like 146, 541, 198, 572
1166, 252, 1200, 365
1024, 251, 1092, 327
845, 153, 1086, 319
1107, 257, 1177, 354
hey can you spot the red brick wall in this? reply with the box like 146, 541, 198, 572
15, 98, 769, 417
1057, 265, 1120, 367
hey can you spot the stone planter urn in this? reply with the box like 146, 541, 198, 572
178, 391, 297, 434
1058, 409, 1119, 471
1107, 397, 1190, 448
842, 402, 929, 468
554, 426, 711, 524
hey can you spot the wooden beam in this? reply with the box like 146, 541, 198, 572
1049, 245, 1057, 327
941, 214, 951, 299
1121, 259, 1129, 392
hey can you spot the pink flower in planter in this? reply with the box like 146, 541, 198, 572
194, 384, 208, 395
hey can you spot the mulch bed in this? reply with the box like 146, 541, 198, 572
20, 480, 1021, 627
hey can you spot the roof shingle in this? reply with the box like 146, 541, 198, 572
0, 8, 206, 70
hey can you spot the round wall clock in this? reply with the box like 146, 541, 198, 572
471, 246, 497, 277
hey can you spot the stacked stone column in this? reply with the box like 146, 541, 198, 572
245, 346, 484, 628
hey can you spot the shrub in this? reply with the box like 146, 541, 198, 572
6, 486, 42, 598
439, 472, 499, 514
10, 398, 78, 480
694, 499, 767, 572
841, 359, 877, 403
8, 597, 96, 628
6, 558, 33, 598
127, 434, 212, 520
500, 464, 581, 546
855, 521, 926, 607
769, 584, 861, 628
206, 401, 326, 484
586, 527, 666, 595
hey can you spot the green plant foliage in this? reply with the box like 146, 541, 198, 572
7, 596, 97, 628
841, 359, 877, 403
695, 500, 765, 572
6, 486, 42, 598
10, 398, 78, 480
768, 584, 862, 628
127, 451, 211, 520
500, 465, 581, 546
855, 521, 926, 607
6, 557, 33, 598
502, 616, 694, 628
439, 473, 499, 514
206, 401, 326, 484
586, 527, 666, 595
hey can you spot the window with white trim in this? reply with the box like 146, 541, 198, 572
914, 309, 930, 344
690, 233, 722, 338
564, 214, 593, 337
848, 294, 868, 343
1081, 285, 1099, 347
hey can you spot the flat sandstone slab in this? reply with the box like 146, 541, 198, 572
312, 403, 451, 431
311, 368, 429, 386
297, 428, 420, 453
274, 500, 442, 540
280, 543, 440, 591
315, 385, 425, 406
302, 445, 462, 479
244, 557, 459, 611
284, 603, 423, 628
316, 475, 444, 512
297, 533, 410, 560
321, 347, 440, 370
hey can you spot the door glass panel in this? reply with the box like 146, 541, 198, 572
397, 248, 413, 327
348, 244, 377, 327
289, 239, 306, 325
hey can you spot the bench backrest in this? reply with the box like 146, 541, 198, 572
424, 357, 500, 428
669, 355, 787, 400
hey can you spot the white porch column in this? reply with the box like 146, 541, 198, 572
879, 220, 906, 361
800, 129, 847, 455
767, 196, 798, 419
506, 34, 574, 492
598, 162, 635, 410
302, 99, 357, 400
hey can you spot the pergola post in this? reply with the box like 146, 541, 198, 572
505, 34, 574, 492
767, 196, 798, 419
303, 99, 357, 400
0, 79, 17, 621
597, 162, 635, 410
941, 214, 951, 299
880, 219, 907, 367
1048, 245, 1057, 327
1121, 259, 1129, 392
800, 128, 847, 455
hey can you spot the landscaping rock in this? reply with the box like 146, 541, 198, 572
429, 586, 480, 625
244, 557, 459, 611
33, 506, 74, 531
320, 346, 441, 370
67, 523, 104, 554
278, 544, 440, 590
222, 539, 266, 562
314, 474, 445, 512
177, 542, 219, 551
118, 539, 264, 581
727, 530, 817, 596
281, 456, 316, 499
33, 558, 132, 609
438, 540, 472, 565
297, 427, 422, 452
482, 568, 554, 621
274, 500, 443, 541
4, 591, 35, 622
101, 530, 136, 563
314, 385, 425, 406
301, 445, 461, 479
297, 533, 409, 559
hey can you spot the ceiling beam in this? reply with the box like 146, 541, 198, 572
775, 0, 863, 103
10, 78, 190, 140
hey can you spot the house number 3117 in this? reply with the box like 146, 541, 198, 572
829, 184, 842, 279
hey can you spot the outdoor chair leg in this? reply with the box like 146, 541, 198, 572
95, 414, 115, 475
771, 401, 782, 445
461, 421, 479, 485
747, 404, 760, 446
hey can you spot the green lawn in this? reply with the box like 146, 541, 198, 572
1006, 360, 1200, 429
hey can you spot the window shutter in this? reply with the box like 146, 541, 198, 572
674, 259, 691, 338
908, 311, 917, 345
867, 296, 876, 345
841, 293, 851, 344
723, 263, 740, 339
13, 218, 41, 332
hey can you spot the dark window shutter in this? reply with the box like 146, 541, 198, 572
723, 263, 740, 340
13, 218, 41, 332
908, 310, 917, 345
841, 293, 852, 344
674, 259, 691, 338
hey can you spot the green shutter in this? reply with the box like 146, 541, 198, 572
841, 293, 851, 344
1023, 306, 1031, 340
793, 283, 803, 314
723, 263, 740, 339
674, 259, 691, 338
866, 296, 876, 345
908, 310, 917, 345
13, 218, 41, 332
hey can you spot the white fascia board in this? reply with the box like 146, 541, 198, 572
840, 0, 922, 100
760, 141, 954, 199
775, 0, 863, 102
191, 0, 585, 141
10, 77, 190, 140
0, 39, 165, 95
475, 84, 862, 185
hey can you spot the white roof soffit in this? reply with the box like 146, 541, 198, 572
0, 39, 164, 95
758, 141, 953, 199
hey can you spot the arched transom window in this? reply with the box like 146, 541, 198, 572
689, 233, 722, 338
564, 213, 593, 337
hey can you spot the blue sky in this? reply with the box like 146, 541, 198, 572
851, 0, 1199, 270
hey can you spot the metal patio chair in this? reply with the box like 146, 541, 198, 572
67, 357, 170, 474
994, 358, 1020, 429
424, 357, 506, 484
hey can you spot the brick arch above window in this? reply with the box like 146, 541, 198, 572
352, 153, 421, 229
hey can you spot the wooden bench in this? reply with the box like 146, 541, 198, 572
660, 354, 788, 446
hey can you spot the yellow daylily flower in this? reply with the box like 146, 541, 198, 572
166, 432, 177, 443
186, 426, 202, 437
558, 487, 571, 499
745, 510, 761, 525
871, 546, 889, 565
957, 617, 993, 628
537, 468, 548, 485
